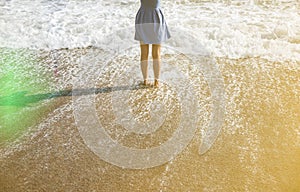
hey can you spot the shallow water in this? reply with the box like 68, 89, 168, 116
0, 0, 299, 60
0, 0, 300, 191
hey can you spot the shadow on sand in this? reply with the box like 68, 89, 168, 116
0, 85, 150, 107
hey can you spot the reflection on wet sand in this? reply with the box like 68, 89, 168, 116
0, 48, 299, 191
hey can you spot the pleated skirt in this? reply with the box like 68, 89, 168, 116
134, 6, 171, 44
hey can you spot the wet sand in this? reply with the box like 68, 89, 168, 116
0, 48, 300, 191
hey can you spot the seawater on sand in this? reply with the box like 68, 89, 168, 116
0, 0, 300, 191
0, 46, 299, 191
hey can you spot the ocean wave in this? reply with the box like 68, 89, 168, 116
0, 0, 299, 61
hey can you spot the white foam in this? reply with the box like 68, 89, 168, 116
0, 0, 299, 61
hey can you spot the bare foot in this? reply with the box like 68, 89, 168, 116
144, 80, 149, 86
139, 80, 150, 87
154, 79, 159, 87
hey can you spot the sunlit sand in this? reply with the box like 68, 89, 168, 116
0, 47, 299, 191
1, 0, 300, 191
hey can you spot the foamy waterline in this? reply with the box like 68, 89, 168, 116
0, 0, 299, 61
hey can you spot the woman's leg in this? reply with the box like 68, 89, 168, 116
140, 42, 149, 85
152, 44, 161, 87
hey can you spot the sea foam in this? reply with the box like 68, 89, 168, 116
0, 0, 299, 61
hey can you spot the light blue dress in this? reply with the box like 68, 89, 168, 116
134, 0, 171, 44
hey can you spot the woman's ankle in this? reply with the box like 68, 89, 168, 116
144, 79, 148, 86
154, 79, 159, 87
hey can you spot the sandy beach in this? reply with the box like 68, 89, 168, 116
1, 0, 300, 191
0, 47, 299, 191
